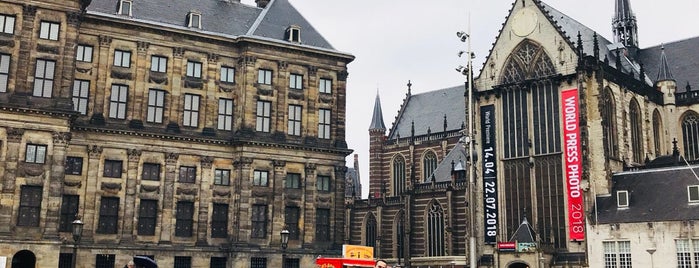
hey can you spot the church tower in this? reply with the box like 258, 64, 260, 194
368, 92, 387, 197
613, 0, 639, 53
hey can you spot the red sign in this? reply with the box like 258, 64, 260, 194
562, 88, 585, 241
497, 242, 516, 252
315, 257, 376, 268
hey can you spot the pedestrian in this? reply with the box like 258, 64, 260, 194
123, 260, 134, 268
375, 260, 388, 268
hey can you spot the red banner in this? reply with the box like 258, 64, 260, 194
562, 88, 585, 241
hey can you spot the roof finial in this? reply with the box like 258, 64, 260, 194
443, 114, 448, 133
672, 138, 679, 157
369, 91, 386, 131
593, 32, 600, 60
613, 0, 638, 49
407, 80, 412, 96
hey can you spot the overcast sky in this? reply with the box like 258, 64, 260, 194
243, 0, 697, 198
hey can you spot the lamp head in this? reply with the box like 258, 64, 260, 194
71, 218, 84, 242
456, 31, 469, 42
280, 229, 290, 249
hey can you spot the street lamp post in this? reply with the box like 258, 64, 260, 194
457, 23, 476, 268
280, 228, 290, 268
71, 217, 84, 268
646, 248, 656, 268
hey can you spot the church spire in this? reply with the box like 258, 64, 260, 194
656, 45, 674, 82
369, 91, 386, 131
613, 0, 639, 49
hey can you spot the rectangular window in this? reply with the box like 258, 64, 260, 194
250, 258, 267, 268
17, 186, 42, 226
58, 253, 72, 268
179, 166, 196, 183
214, 169, 230, 186
25, 144, 47, 164
72, 80, 89, 115
95, 254, 116, 268
288, 105, 302, 136
33, 59, 55, 97
253, 170, 268, 186
39, 21, 59, 40
210, 257, 227, 268
97, 197, 119, 234
186, 61, 202, 78
103, 160, 123, 178
617, 190, 629, 207
258, 69, 272, 85
59, 195, 79, 232
289, 74, 303, 90
217, 98, 233, 131
109, 84, 128, 119
147, 89, 165, 123
285, 173, 301, 189
0, 14, 15, 34
317, 175, 331, 192
603, 241, 632, 268
319, 78, 332, 94
65, 157, 83, 175
256, 101, 271, 132
251, 204, 267, 238
175, 201, 194, 237
689, 185, 699, 203
142, 163, 161, 181
113, 50, 131, 68
174, 256, 192, 268
0, 53, 9, 92
150, 55, 167, 72
284, 258, 300, 268
316, 208, 330, 242
220, 66, 235, 83
318, 109, 331, 139
183, 94, 200, 127
285, 206, 300, 240
76, 45, 93, 62
188, 13, 201, 28
138, 199, 157, 235
211, 203, 228, 238
118, 0, 132, 16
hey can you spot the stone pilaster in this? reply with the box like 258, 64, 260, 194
334, 165, 347, 245
132, 41, 150, 119
82, 145, 103, 242
121, 148, 141, 242
159, 152, 178, 243
196, 156, 213, 245
14, 6, 36, 95
271, 160, 286, 247
302, 163, 316, 245
233, 157, 253, 243
42, 132, 72, 239
0, 128, 23, 233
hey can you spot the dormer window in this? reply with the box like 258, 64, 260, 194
688, 185, 699, 203
616, 190, 629, 208
285, 25, 301, 43
118, 0, 132, 16
188, 12, 201, 29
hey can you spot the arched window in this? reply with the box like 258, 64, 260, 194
395, 211, 405, 260
422, 151, 437, 181
629, 99, 643, 163
602, 88, 619, 158
393, 155, 406, 196
682, 112, 699, 161
427, 200, 445, 257
365, 213, 377, 249
653, 109, 663, 156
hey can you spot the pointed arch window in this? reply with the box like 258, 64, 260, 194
629, 99, 643, 163
427, 201, 445, 256
395, 211, 405, 260
393, 155, 406, 196
365, 213, 377, 249
653, 109, 663, 156
602, 88, 619, 158
682, 112, 699, 161
423, 151, 438, 181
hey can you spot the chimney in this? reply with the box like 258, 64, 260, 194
255, 0, 270, 8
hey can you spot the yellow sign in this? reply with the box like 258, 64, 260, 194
342, 244, 374, 260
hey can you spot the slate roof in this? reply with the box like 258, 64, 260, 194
388, 85, 465, 140
431, 143, 468, 183
85, 0, 337, 51
595, 164, 699, 224
369, 93, 386, 131
509, 217, 537, 243
637, 37, 699, 92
